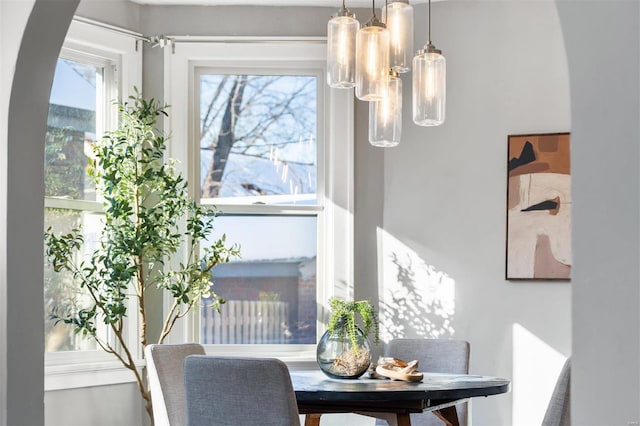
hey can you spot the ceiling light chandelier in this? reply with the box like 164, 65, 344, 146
327, 0, 446, 147
413, 0, 446, 126
382, 0, 413, 74
355, 0, 389, 101
327, 0, 359, 88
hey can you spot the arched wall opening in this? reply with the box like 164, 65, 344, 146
4, 1, 639, 424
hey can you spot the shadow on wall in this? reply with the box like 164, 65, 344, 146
377, 228, 456, 341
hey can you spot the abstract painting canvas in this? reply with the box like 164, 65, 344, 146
507, 133, 571, 280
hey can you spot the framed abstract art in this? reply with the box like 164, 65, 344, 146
506, 132, 571, 280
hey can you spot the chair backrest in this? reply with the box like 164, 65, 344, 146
145, 343, 206, 426
183, 355, 301, 426
381, 338, 471, 426
542, 358, 571, 426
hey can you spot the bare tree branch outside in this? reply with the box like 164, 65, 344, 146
199, 74, 317, 202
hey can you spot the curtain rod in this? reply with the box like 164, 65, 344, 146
72, 17, 326, 53
149, 35, 326, 53
154, 35, 326, 44
72, 16, 151, 42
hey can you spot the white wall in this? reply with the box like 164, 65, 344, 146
372, 1, 572, 424
557, 1, 640, 424
45, 383, 145, 426
75, 0, 140, 30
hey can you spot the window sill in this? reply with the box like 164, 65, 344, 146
45, 360, 144, 391
45, 346, 319, 391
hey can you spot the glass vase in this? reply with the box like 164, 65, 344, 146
316, 326, 371, 379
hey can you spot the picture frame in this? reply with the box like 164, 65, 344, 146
506, 132, 571, 280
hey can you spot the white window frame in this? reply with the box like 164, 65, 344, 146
164, 38, 354, 362
44, 17, 142, 391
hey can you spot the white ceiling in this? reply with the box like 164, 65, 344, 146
130, 0, 432, 7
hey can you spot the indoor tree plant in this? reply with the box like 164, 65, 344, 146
44, 91, 239, 424
316, 297, 379, 379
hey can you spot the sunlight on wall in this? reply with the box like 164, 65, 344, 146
377, 228, 455, 341
512, 323, 567, 425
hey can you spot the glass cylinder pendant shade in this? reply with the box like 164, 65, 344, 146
327, 9, 359, 89
382, 0, 413, 73
369, 71, 402, 147
355, 19, 390, 101
413, 46, 446, 126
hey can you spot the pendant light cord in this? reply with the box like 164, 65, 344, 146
384, 0, 388, 23
428, 0, 432, 44
372, 0, 377, 19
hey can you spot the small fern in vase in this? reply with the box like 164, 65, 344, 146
317, 297, 379, 379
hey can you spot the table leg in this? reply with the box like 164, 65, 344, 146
304, 414, 322, 426
396, 413, 411, 426
432, 406, 459, 426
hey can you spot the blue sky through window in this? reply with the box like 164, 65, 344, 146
50, 59, 97, 111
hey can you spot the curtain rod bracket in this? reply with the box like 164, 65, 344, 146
149, 35, 175, 51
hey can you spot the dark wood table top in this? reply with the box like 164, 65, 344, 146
291, 369, 510, 404
291, 370, 510, 426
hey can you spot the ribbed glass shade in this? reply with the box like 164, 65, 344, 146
412, 49, 446, 126
369, 73, 402, 147
382, 1, 413, 73
327, 14, 359, 89
355, 23, 390, 101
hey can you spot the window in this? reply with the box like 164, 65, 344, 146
198, 71, 319, 345
44, 18, 141, 390
166, 40, 353, 356
45, 55, 109, 353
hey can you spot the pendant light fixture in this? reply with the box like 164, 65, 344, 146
327, 0, 359, 89
413, 0, 446, 126
369, 69, 402, 147
355, 0, 389, 101
382, 0, 413, 74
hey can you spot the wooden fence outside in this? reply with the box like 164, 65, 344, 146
202, 300, 290, 344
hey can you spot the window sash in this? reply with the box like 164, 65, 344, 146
195, 60, 324, 348
195, 67, 322, 210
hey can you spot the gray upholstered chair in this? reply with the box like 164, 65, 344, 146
145, 343, 206, 426
374, 338, 471, 426
183, 355, 301, 426
542, 358, 571, 426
